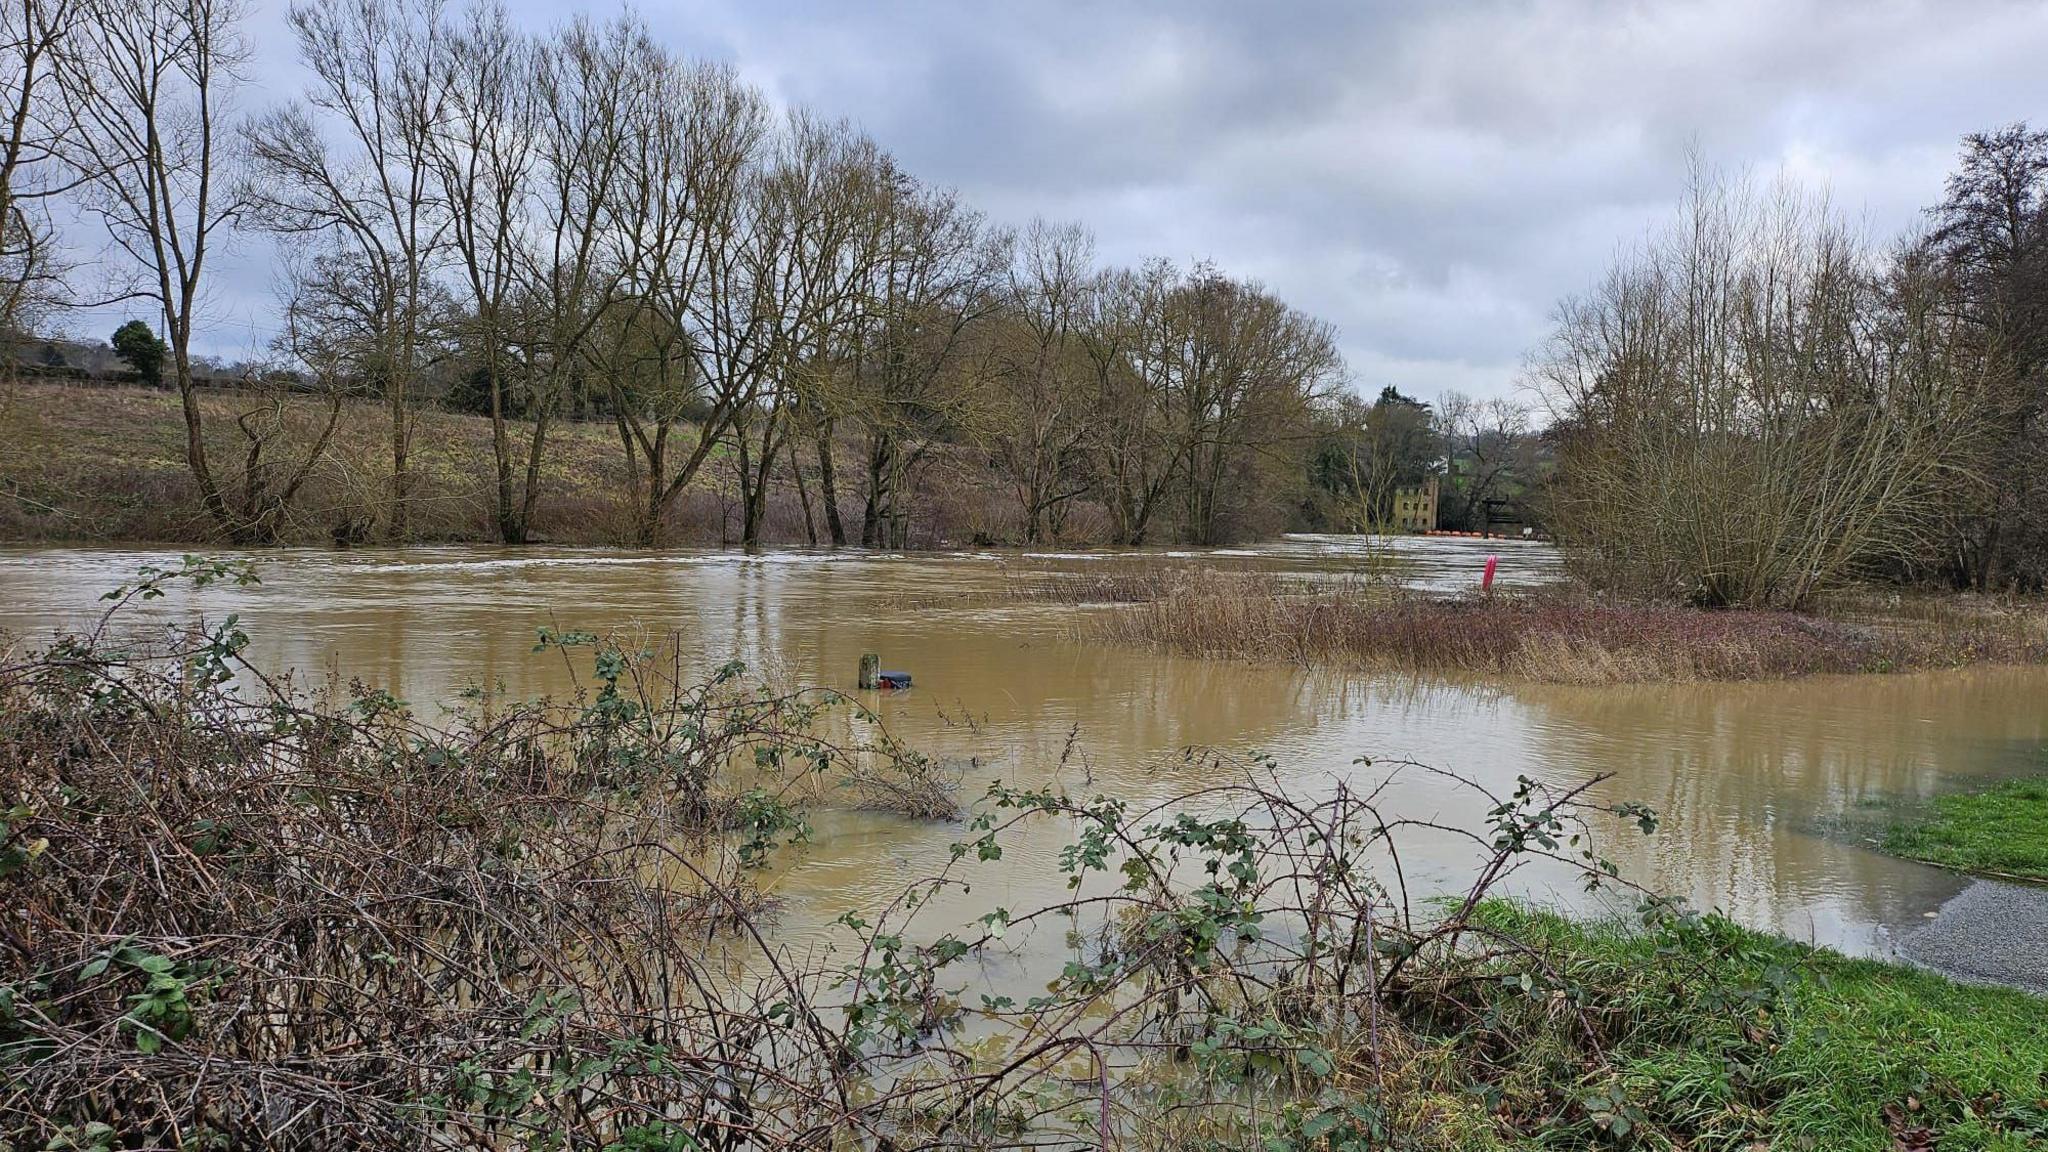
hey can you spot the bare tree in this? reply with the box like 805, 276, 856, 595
0, 0, 80, 339
594, 47, 766, 547
847, 176, 1006, 548
1080, 260, 1178, 544
1537, 166, 1992, 607
60, 0, 251, 536
430, 0, 539, 542
246, 0, 449, 541
1155, 262, 1341, 545
1434, 391, 1533, 531
728, 114, 887, 550
984, 218, 1097, 543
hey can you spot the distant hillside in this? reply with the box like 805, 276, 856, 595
0, 378, 1000, 548
1, 333, 290, 391
0, 379, 667, 545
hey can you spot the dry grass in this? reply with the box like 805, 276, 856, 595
1041, 569, 2048, 684
0, 378, 632, 543
0, 380, 1074, 549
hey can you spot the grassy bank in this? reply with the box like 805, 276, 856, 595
0, 379, 921, 547
1462, 904, 2048, 1150
0, 378, 634, 542
1032, 569, 2048, 684
1887, 777, 2048, 882
0, 379, 1054, 548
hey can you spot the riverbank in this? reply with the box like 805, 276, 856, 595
1886, 776, 2048, 883
0, 378, 1172, 550
0, 378, 966, 547
1028, 569, 2048, 684
1471, 904, 2048, 1150
0, 378, 630, 543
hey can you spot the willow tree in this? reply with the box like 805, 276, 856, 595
1537, 169, 1992, 607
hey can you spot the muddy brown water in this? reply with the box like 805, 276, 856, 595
4, 535, 2044, 969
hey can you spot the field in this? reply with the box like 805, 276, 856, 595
0, 378, 633, 543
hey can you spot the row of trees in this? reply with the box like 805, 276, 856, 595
3, 0, 1370, 547
33, 0, 2027, 586
1536, 129, 2048, 605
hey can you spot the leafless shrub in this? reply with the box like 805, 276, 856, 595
1534, 165, 1994, 608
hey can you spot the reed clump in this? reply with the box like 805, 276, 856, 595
1048, 569, 2048, 684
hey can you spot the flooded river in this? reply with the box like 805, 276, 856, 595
4, 535, 2044, 963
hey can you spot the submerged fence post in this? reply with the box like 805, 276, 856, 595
858, 652, 879, 690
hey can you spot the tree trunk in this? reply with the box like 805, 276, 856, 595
817, 422, 846, 547
174, 363, 239, 540
740, 403, 786, 551
860, 432, 888, 548
789, 433, 817, 547
490, 365, 525, 544
518, 401, 555, 546
388, 379, 410, 543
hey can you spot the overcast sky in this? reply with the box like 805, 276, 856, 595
89, 0, 2048, 402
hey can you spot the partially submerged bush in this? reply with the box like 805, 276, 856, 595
1039, 568, 2048, 684
0, 565, 1660, 1147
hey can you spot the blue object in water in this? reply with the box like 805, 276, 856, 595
877, 671, 913, 690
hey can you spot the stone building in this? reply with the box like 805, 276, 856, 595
1390, 476, 1438, 533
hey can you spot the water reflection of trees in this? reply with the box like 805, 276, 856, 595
1511, 671, 2048, 949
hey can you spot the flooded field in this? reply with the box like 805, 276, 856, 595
4, 535, 2043, 963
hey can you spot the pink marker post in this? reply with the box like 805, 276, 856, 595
1481, 554, 1498, 594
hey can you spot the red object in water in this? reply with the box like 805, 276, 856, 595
1482, 554, 1498, 592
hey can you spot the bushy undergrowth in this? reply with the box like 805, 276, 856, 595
1039, 569, 2048, 684
5, 559, 2045, 1149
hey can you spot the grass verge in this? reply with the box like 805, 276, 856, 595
1462, 903, 2048, 1150
1886, 777, 2048, 882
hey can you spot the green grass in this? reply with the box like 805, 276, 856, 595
1459, 903, 2048, 1150
1885, 778, 2048, 882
